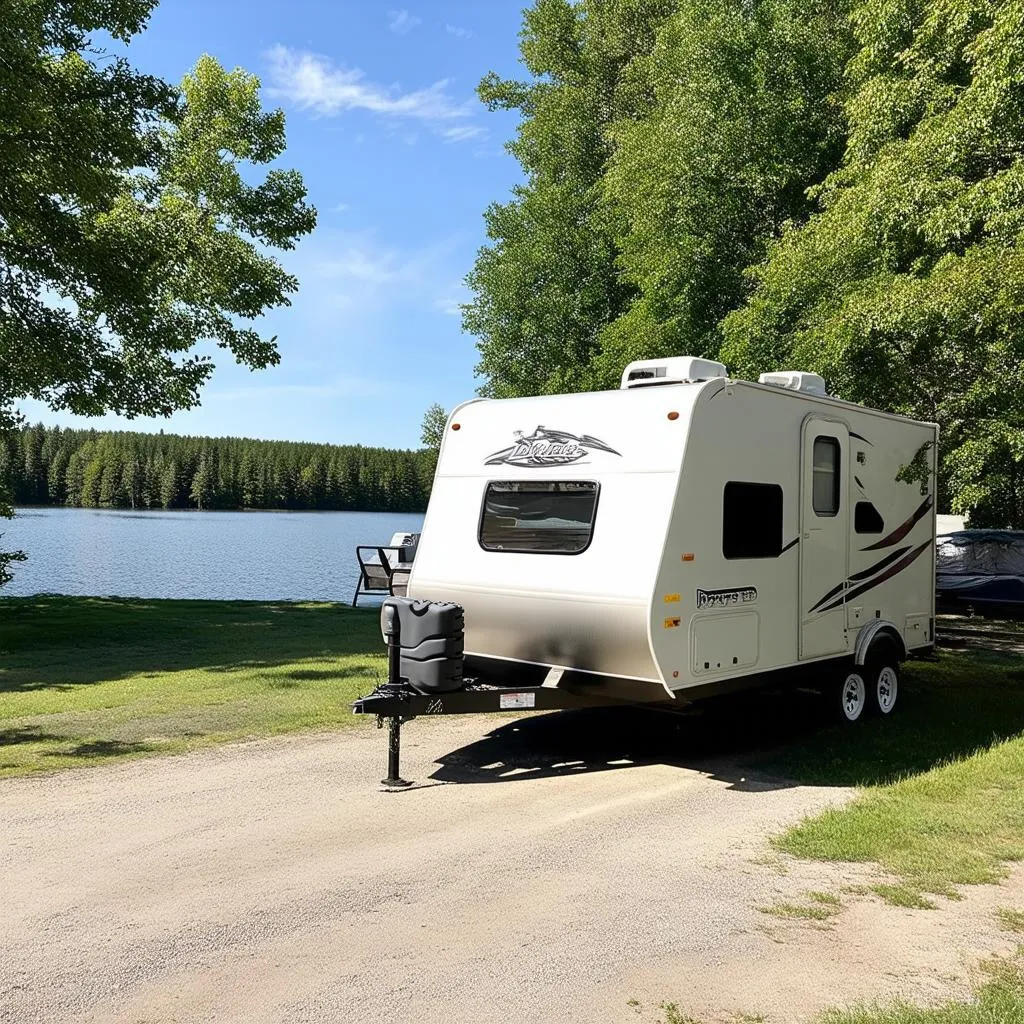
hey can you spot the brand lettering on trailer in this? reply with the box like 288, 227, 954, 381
695, 587, 758, 609
484, 426, 621, 468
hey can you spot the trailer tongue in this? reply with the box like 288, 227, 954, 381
352, 597, 659, 788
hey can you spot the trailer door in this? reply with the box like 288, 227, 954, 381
799, 418, 850, 659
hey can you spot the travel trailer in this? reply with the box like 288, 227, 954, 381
354, 357, 938, 785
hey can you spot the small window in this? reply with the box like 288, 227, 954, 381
855, 501, 884, 534
812, 437, 840, 516
479, 481, 599, 554
723, 482, 783, 559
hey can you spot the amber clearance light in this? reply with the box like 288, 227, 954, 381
451, 423, 461, 431
667, 411, 679, 421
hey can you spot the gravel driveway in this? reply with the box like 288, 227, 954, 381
2, 708, 1016, 1023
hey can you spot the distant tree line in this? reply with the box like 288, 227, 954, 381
1, 425, 434, 513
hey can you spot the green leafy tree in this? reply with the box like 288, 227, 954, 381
722, 0, 1024, 526
419, 402, 449, 483
590, 0, 853, 387
465, 0, 676, 398
420, 403, 448, 451
0, 1, 315, 579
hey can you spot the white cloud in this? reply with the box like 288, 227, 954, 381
331, 202, 350, 213
388, 9, 421, 34
318, 246, 410, 286
265, 45, 470, 122
435, 297, 462, 316
445, 24, 472, 39
441, 124, 485, 143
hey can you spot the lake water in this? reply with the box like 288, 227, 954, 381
1, 507, 425, 603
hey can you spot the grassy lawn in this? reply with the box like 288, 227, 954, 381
758, 648, 1024, 903
0, 596, 385, 777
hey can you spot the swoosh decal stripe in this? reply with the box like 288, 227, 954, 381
807, 546, 912, 614
816, 541, 931, 613
860, 495, 933, 551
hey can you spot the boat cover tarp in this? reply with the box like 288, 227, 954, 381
936, 530, 1024, 605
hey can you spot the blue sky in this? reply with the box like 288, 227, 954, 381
17, 1, 527, 449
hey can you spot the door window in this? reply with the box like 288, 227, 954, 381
812, 437, 840, 516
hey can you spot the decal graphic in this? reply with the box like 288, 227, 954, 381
485, 426, 621, 467
696, 587, 757, 610
812, 541, 931, 615
809, 546, 913, 613
861, 494, 933, 551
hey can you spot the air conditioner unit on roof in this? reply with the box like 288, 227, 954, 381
758, 370, 828, 397
621, 357, 728, 389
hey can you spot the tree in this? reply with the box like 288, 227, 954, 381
0, 4, 316, 422
722, 0, 1024, 526
0, 1, 315, 580
590, 0, 853, 387
420, 404, 447, 450
464, 0, 676, 398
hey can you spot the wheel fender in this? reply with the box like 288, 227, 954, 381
854, 620, 906, 666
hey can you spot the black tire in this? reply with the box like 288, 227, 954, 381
865, 642, 900, 717
834, 667, 868, 724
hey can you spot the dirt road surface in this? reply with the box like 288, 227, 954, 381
2, 709, 1020, 1024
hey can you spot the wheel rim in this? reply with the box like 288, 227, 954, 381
876, 666, 898, 714
841, 673, 866, 721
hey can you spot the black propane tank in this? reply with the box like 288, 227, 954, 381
380, 597, 465, 693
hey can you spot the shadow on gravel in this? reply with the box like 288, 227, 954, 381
429, 648, 1024, 789
429, 689, 828, 789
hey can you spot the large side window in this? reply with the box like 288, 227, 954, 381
723, 482, 783, 559
812, 437, 840, 516
479, 481, 599, 554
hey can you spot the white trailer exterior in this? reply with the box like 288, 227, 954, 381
408, 359, 937, 714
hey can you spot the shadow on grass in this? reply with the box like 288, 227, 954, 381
1, 727, 155, 762
429, 649, 1024, 789
0, 596, 383, 692
56, 739, 158, 759
0, 726, 65, 746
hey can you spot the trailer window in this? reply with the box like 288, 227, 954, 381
855, 501, 884, 534
812, 437, 841, 516
723, 482, 783, 559
479, 481, 599, 554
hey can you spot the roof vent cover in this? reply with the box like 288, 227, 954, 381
621, 357, 728, 390
758, 370, 828, 398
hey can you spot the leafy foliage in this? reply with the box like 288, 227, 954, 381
419, 403, 447, 452
469, 0, 1024, 523
467, 0, 851, 395
0, 0, 316, 582
3, 424, 433, 515
464, 0, 676, 398
591, 0, 853, 387
722, 0, 1024, 526
0, 2, 316, 422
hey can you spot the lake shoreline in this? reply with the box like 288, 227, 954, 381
2, 507, 424, 602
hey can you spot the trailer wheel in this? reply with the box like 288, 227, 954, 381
835, 670, 868, 723
866, 645, 900, 717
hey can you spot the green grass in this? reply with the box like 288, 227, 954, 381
0, 596, 385, 777
757, 896, 842, 922
755, 649, 1024, 905
817, 955, 1024, 1024
997, 908, 1024, 933
869, 884, 937, 910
